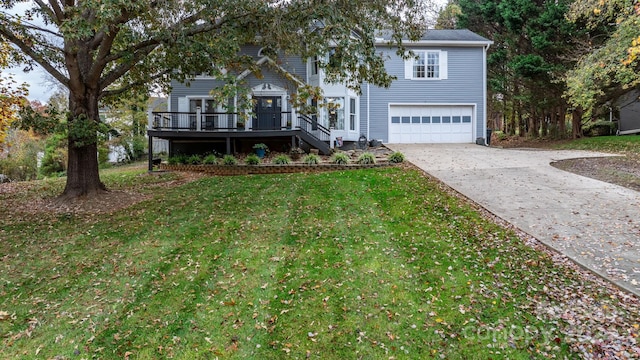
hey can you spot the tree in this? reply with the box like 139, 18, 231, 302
565, 0, 640, 118
456, 0, 584, 138
435, 1, 462, 29
0, 40, 28, 146
1, 0, 425, 200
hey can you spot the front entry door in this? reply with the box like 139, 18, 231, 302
254, 96, 281, 130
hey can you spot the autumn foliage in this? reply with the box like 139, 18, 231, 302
0, 42, 28, 146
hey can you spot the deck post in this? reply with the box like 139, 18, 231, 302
226, 137, 231, 154
291, 135, 296, 149
196, 107, 202, 131
148, 135, 153, 172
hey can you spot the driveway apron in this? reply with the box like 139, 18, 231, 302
388, 144, 640, 296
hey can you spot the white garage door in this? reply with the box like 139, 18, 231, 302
389, 105, 474, 143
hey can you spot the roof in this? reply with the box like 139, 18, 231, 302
376, 29, 492, 46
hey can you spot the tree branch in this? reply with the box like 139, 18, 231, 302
47, 0, 64, 24
33, 0, 57, 24
99, 70, 171, 100
98, 16, 230, 91
0, 25, 68, 86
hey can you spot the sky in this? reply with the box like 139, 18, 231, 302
6, 0, 449, 104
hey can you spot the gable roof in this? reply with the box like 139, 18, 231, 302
376, 29, 492, 47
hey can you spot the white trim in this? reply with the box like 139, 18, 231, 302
377, 40, 493, 47
404, 50, 447, 81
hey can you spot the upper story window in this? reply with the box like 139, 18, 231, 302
310, 56, 319, 76
405, 50, 447, 80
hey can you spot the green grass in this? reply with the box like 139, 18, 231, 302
0, 166, 631, 358
554, 135, 640, 156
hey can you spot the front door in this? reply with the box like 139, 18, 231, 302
254, 96, 281, 130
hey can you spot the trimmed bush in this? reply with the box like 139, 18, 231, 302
187, 154, 202, 165
331, 152, 350, 164
245, 154, 261, 165
388, 151, 405, 163
273, 154, 291, 164
168, 154, 188, 165
357, 152, 376, 164
222, 154, 238, 165
302, 154, 321, 165
203, 154, 218, 165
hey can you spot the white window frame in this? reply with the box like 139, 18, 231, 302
349, 97, 357, 131
405, 50, 447, 80
310, 56, 319, 76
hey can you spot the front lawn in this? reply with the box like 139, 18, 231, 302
0, 167, 637, 359
554, 135, 640, 157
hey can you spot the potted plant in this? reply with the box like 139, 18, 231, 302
289, 147, 305, 161
252, 143, 269, 158
237, 120, 245, 131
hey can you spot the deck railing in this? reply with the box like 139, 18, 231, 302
152, 112, 241, 131
151, 111, 300, 131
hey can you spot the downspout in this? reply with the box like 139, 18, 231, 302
366, 83, 370, 140
483, 42, 491, 146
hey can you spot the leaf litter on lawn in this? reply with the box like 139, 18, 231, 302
1, 166, 639, 359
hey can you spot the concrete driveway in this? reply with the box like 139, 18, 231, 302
387, 143, 640, 296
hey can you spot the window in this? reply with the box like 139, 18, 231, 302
413, 52, 425, 78
310, 56, 319, 76
426, 52, 440, 78
326, 97, 345, 130
405, 51, 447, 80
349, 98, 356, 131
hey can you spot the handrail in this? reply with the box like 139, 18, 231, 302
297, 114, 330, 141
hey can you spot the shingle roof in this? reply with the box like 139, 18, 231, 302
377, 29, 491, 44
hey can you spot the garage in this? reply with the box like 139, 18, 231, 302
388, 105, 475, 143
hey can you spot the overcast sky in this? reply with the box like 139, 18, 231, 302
6, 0, 448, 104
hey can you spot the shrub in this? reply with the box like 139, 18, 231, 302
388, 151, 405, 163
302, 154, 320, 165
357, 152, 376, 164
167, 154, 188, 165
273, 154, 291, 164
331, 152, 350, 164
584, 120, 617, 137
0, 130, 43, 181
289, 147, 305, 160
252, 143, 269, 150
187, 154, 202, 165
40, 132, 68, 177
245, 153, 261, 165
202, 154, 218, 165
222, 154, 238, 165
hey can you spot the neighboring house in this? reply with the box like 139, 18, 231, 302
616, 89, 640, 135
147, 29, 492, 166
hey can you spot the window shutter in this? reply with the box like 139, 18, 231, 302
178, 97, 189, 112
404, 52, 413, 79
440, 51, 448, 80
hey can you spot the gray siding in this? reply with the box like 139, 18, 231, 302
367, 46, 486, 142
170, 46, 307, 111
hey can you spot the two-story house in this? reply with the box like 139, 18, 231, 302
147, 29, 492, 164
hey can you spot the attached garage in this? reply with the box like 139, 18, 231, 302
388, 104, 475, 143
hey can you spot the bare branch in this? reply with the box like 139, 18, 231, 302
0, 25, 68, 86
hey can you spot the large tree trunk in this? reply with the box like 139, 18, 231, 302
59, 89, 107, 200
